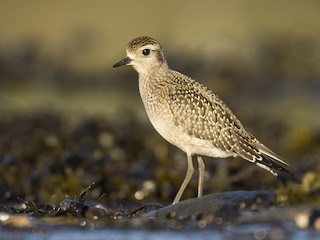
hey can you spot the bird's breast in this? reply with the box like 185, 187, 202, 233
139, 77, 180, 147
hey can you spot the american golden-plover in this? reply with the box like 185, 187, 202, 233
113, 36, 292, 204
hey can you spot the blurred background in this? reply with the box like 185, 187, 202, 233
0, 1, 319, 206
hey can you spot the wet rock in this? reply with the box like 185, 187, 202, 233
148, 190, 275, 221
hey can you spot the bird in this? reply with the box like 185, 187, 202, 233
113, 36, 292, 204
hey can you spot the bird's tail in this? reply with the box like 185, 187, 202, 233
231, 130, 294, 177
255, 143, 294, 177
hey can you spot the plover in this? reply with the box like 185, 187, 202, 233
113, 36, 292, 204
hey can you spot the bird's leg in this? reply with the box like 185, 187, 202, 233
173, 153, 194, 204
197, 156, 205, 198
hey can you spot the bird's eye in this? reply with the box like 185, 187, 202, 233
142, 49, 150, 56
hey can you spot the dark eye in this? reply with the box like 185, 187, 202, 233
142, 49, 150, 56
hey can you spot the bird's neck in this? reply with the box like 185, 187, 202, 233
138, 64, 169, 101
137, 62, 169, 82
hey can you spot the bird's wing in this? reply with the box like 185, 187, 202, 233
167, 70, 292, 176
167, 70, 247, 150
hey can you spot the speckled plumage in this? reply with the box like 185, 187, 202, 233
128, 36, 162, 51
113, 36, 292, 204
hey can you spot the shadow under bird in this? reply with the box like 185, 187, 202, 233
113, 36, 293, 204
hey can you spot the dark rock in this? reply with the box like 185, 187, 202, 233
148, 190, 275, 221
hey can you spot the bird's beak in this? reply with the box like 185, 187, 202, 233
113, 56, 132, 68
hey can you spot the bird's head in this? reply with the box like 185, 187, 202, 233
113, 36, 168, 75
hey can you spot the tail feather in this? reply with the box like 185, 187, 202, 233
257, 143, 289, 167
256, 152, 294, 177
230, 129, 293, 177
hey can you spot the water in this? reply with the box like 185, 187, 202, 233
2, 225, 320, 240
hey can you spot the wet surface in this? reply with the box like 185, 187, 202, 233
1, 188, 320, 239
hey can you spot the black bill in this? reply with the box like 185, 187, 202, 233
113, 56, 132, 68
